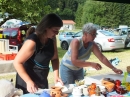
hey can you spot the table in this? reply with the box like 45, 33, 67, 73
0, 60, 16, 74
21, 73, 130, 97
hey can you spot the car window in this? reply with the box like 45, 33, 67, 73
116, 28, 130, 35
66, 32, 74, 35
99, 30, 116, 36
3, 31, 10, 38
59, 32, 65, 35
59, 32, 74, 35
11, 30, 18, 39
74, 31, 83, 36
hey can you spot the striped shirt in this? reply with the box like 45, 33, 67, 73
61, 37, 93, 70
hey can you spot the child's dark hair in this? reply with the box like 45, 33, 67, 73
26, 27, 35, 37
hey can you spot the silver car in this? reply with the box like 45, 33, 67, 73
58, 31, 74, 41
60, 30, 125, 51
95, 30, 125, 51
60, 31, 82, 50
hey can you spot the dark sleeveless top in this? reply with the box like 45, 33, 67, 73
26, 33, 54, 69
15, 33, 54, 93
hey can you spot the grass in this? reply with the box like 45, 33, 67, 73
0, 34, 130, 87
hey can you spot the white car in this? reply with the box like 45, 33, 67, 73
60, 30, 125, 51
95, 30, 125, 51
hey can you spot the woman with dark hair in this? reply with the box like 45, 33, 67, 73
13, 13, 63, 94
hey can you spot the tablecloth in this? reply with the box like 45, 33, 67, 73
21, 92, 130, 97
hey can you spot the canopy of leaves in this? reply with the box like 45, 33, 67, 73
77, 0, 130, 28
0, 0, 130, 28
0, 0, 51, 24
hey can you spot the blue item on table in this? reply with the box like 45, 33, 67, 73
39, 91, 51, 97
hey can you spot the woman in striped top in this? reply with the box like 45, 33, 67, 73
60, 23, 123, 85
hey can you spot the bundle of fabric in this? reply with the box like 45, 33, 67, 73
0, 79, 15, 97
0, 79, 23, 97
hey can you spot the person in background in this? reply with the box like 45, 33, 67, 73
60, 23, 123, 85
26, 26, 36, 38
13, 13, 63, 94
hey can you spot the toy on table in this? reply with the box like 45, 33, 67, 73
88, 83, 96, 96
87, 83, 106, 97
101, 78, 115, 92
50, 86, 68, 97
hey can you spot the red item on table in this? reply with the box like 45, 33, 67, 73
115, 80, 121, 86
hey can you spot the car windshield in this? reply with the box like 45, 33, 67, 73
66, 32, 74, 35
3, 30, 18, 39
74, 31, 83, 36
99, 30, 116, 36
11, 30, 18, 38
121, 28, 130, 32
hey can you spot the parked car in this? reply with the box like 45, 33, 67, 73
95, 30, 125, 51
0, 25, 28, 46
60, 30, 125, 51
60, 31, 82, 50
58, 31, 75, 41
116, 27, 130, 48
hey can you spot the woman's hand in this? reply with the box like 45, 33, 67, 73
112, 68, 123, 74
54, 77, 64, 86
91, 63, 102, 70
26, 80, 38, 93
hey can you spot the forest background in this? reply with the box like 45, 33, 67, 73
0, 0, 130, 28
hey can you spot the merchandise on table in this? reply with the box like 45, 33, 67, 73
21, 75, 130, 97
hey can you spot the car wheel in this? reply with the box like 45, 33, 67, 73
96, 43, 102, 52
61, 41, 69, 50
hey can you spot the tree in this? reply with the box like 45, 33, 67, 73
75, 4, 84, 27
79, 0, 130, 28
56, 0, 85, 20
0, 0, 51, 24
119, 3, 130, 26
81, 0, 106, 26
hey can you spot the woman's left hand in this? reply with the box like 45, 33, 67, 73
112, 68, 123, 74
